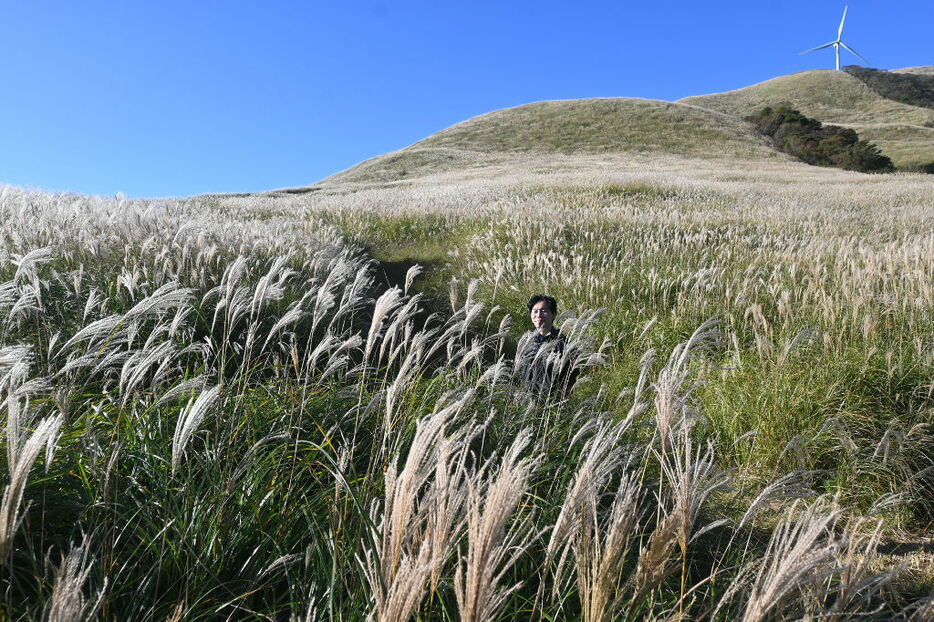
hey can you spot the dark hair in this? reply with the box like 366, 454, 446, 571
527, 293, 557, 314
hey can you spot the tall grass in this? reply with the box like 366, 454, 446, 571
1, 157, 934, 619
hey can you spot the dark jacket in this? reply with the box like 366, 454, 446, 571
518, 327, 577, 396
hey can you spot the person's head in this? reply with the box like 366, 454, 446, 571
528, 294, 557, 335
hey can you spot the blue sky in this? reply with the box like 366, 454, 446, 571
1, 1, 930, 198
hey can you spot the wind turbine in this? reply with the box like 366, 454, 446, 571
800, 6, 870, 70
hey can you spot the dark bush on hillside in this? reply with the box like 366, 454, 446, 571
899, 161, 934, 174
844, 66, 934, 110
746, 105, 895, 173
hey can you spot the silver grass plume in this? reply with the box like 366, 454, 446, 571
207, 255, 249, 334
12, 246, 53, 286
0, 281, 18, 315
553, 309, 610, 393
475, 358, 511, 391
734, 497, 842, 622
308, 257, 350, 336
404, 264, 423, 296
455, 338, 484, 379
0, 413, 64, 557
118, 341, 177, 406
383, 338, 430, 445
141, 320, 170, 351
249, 255, 292, 317
318, 335, 363, 386
823, 518, 895, 620
171, 385, 221, 476
659, 425, 729, 616
628, 509, 681, 606
262, 295, 309, 352
377, 294, 423, 371
4, 395, 22, 476
363, 288, 404, 366
57, 314, 122, 355
464, 279, 479, 310
577, 465, 643, 622
423, 318, 470, 364
328, 262, 373, 332
738, 470, 822, 530
168, 302, 193, 339
318, 352, 352, 385
427, 418, 482, 592
495, 314, 512, 359
44, 536, 108, 622
303, 331, 343, 376
621, 347, 655, 427
0, 345, 32, 397
122, 281, 191, 324
546, 419, 630, 598
653, 318, 722, 453
5, 284, 42, 331
659, 426, 729, 556
390, 317, 416, 373
362, 394, 475, 622
454, 429, 540, 622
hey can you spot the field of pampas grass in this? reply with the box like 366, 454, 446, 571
2, 154, 934, 620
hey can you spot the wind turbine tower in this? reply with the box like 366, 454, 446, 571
800, 6, 870, 70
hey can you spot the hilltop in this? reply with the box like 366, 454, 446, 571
322, 98, 782, 185
894, 66, 934, 76
310, 66, 934, 188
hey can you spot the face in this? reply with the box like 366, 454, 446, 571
530, 300, 555, 334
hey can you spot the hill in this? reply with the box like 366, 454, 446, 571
323, 98, 781, 184
312, 67, 934, 188
680, 69, 934, 170
894, 65, 934, 77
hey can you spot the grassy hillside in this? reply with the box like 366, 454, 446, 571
680, 70, 931, 124
854, 124, 934, 170
414, 98, 769, 155
326, 70, 934, 187
680, 70, 934, 168
325, 98, 781, 184
319, 147, 505, 185
894, 65, 934, 76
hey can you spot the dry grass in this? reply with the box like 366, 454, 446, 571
681, 69, 933, 126
2, 147, 934, 618
893, 65, 934, 77
324, 98, 781, 184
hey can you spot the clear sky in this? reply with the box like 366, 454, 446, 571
1, 1, 931, 198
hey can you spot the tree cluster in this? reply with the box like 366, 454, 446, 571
844, 66, 934, 111
746, 105, 895, 173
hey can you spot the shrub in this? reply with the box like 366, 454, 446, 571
746, 105, 895, 173
844, 66, 934, 110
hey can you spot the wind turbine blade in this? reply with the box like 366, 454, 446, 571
800, 42, 835, 54
838, 6, 848, 40
840, 42, 870, 65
